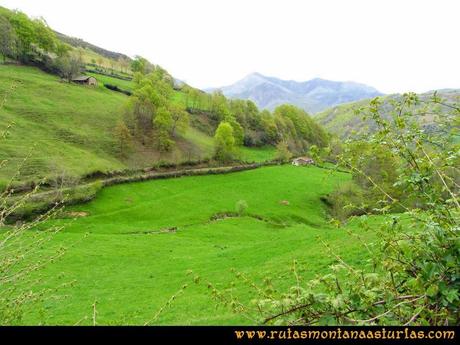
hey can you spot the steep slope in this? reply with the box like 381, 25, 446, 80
55, 31, 131, 62
315, 89, 460, 138
0, 65, 278, 190
208, 73, 382, 113
0, 65, 216, 189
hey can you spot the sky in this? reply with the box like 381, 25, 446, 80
1, 0, 459, 93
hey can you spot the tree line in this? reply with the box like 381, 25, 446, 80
116, 59, 330, 162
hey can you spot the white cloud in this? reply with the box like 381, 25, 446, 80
1, 0, 459, 93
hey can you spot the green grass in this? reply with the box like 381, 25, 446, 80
86, 72, 134, 92
240, 146, 276, 163
15, 165, 379, 325
0, 65, 128, 189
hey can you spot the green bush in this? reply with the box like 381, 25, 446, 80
235, 200, 248, 216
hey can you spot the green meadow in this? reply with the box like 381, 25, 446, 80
17, 165, 377, 325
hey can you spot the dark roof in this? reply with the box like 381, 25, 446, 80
72, 75, 94, 81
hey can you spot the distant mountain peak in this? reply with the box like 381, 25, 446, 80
207, 73, 383, 113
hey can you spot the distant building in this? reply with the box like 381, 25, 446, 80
292, 157, 314, 166
72, 75, 98, 86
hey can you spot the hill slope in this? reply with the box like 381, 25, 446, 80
55, 31, 131, 62
208, 73, 382, 113
19, 165, 377, 325
0, 65, 277, 190
315, 89, 460, 138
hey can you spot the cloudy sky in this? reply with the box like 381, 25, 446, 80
1, 0, 459, 93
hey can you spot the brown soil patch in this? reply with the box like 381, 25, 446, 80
68, 211, 89, 218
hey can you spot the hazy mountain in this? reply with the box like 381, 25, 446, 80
207, 73, 383, 113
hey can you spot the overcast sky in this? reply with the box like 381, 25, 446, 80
1, 0, 459, 93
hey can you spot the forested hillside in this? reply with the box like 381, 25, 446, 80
315, 89, 460, 138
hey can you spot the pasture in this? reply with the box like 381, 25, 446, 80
16, 165, 377, 325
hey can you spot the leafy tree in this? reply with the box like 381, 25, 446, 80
260, 110, 279, 144
118, 57, 130, 74
185, 87, 203, 111
210, 90, 231, 121
275, 141, 292, 162
169, 104, 189, 137
97, 56, 104, 70
55, 51, 83, 82
131, 55, 153, 75
214, 122, 236, 162
113, 120, 132, 157
125, 73, 171, 143
225, 115, 244, 146
153, 107, 174, 151
274, 104, 329, 151
6, 10, 59, 62
0, 15, 17, 62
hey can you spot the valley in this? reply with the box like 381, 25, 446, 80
0, 2, 458, 329
20, 165, 379, 325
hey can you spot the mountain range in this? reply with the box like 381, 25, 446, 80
206, 73, 383, 113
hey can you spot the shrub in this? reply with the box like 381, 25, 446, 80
235, 200, 248, 216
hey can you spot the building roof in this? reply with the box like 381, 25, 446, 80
294, 157, 313, 162
72, 75, 94, 81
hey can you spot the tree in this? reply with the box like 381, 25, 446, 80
6, 10, 59, 62
0, 15, 17, 62
210, 90, 230, 121
260, 110, 279, 144
225, 115, 244, 146
118, 57, 130, 74
273, 104, 329, 153
186, 87, 202, 111
169, 104, 189, 137
131, 56, 153, 75
153, 107, 174, 151
275, 141, 292, 162
113, 120, 132, 157
56, 52, 82, 82
214, 122, 236, 162
76, 47, 85, 62
109, 59, 116, 73
97, 56, 104, 70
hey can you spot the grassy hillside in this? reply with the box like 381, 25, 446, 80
0, 65, 274, 190
17, 165, 378, 325
316, 90, 460, 138
0, 65, 128, 189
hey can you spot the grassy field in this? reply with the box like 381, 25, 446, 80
183, 127, 276, 163
14, 165, 378, 325
0, 65, 276, 191
85, 71, 134, 92
0, 65, 127, 189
